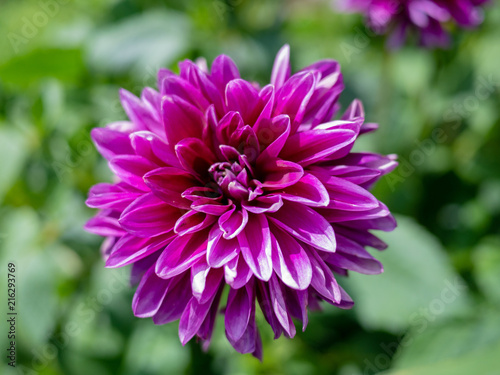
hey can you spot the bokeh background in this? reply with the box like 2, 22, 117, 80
1, 0, 500, 374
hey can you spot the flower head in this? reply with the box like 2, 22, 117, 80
337, 0, 489, 48
85, 45, 397, 358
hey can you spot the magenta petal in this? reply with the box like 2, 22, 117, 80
273, 71, 317, 133
106, 232, 173, 268
109, 155, 157, 190
179, 295, 217, 345
160, 74, 210, 110
155, 230, 208, 279
255, 115, 291, 160
319, 202, 391, 223
256, 158, 304, 189
279, 173, 330, 207
120, 89, 161, 133
191, 198, 232, 216
191, 260, 224, 303
216, 112, 244, 148
91, 126, 134, 160
312, 165, 381, 186
271, 226, 312, 290
224, 254, 253, 289
237, 214, 273, 281
130, 131, 180, 168
242, 194, 283, 214
197, 287, 223, 347
84, 212, 125, 237
325, 234, 383, 275
119, 193, 180, 238
270, 44, 291, 90
218, 206, 248, 239
162, 95, 206, 147
210, 55, 240, 93
225, 282, 253, 342
86, 183, 140, 211
308, 249, 342, 304
255, 282, 284, 339
175, 137, 216, 178
227, 311, 259, 356
207, 226, 239, 268
334, 224, 388, 250
132, 266, 170, 317
322, 176, 380, 211
174, 210, 216, 236
280, 128, 357, 166
225, 79, 261, 125
268, 202, 336, 253
268, 274, 296, 338
144, 167, 196, 209
179, 60, 225, 116
152, 273, 192, 324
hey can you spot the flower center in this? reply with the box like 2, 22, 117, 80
208, 160, 261, 202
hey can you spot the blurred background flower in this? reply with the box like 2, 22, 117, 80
335, 0, 491, 47
0, 1, 499, 375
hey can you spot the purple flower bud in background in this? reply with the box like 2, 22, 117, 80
85, 45, 398, 358
336, 0, 490, 48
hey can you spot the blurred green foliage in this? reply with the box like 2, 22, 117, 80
1, 0, 499, 374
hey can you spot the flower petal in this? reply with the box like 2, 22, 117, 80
119, 193, 181, 237
270, 44, 291, 90
268, 202, 336, 253
207, 226, 239, 268
132, 266, 170, 318
270, 225, 312, 290
162, 95, 206, 147
155, 230, 209, 279
144, 167, 197, 209
225, 282, 253, 342
237, 214, 273, 281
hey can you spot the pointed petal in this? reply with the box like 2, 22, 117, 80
237, 214, 273, 281
268, 202, 336, 253
132, 266, 170, 317
271, 226, 312, 290
155, 230, 208, 279
225, 283, 253, 342
271, 44, 291, 90
119, 193, 181, 237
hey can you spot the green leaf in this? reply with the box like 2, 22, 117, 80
123, 321, 190, 375
473, 236, 500, 306
0, 48, 83, 88
384, 308, 500, 375
86, 10, 191, 76
0, 127, 29, 202
343, 215, 471, 333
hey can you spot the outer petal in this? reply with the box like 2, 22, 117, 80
268, 202, 336, 253
270, 44, 291, 90
237, 214, 273, 281
132, 266, 170, 317
270, 225, 312, 290
155, 230, 209, 279
225, 282, 253, 342
119, 193, 181, 238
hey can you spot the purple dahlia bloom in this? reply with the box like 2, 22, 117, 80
85, 45, 397, 358
337, 0, 489, 47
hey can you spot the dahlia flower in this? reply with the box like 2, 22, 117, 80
85, 45, 397, 358
337, 0, 489, 47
